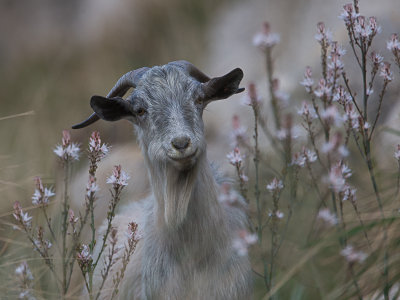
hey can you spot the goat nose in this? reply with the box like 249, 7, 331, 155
171, 136, 191, 151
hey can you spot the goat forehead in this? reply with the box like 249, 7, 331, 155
138, 66, 200, 106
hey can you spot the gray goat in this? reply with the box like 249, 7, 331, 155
73, 61, 253, 299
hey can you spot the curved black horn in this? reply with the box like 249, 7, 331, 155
72, 67, 149, 129
168, 60, 210, 83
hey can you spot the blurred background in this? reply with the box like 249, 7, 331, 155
1, 0, 400, 298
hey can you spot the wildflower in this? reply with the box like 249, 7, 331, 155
379, 62, 393, 82
268, 210, 284, 219
242, 83, 262, 107
297, 101, 318, 120
266, 178, 283, 193
333, 86, 352, 104
387, 33, 400, 51
232, 230, 257, 256
88, 131, 110, 159
315, 22, 333, 45
218, 183, 240, 206
106, 165, 130, 188
340, 245, 367, 263
86, 175, 99, 197
317, 208, 338, 226
68, 209, 78, 225
127, 221, 142, 242
292, 152, 306, 167
344, 104, 360, 130
239, 173, 249, 182
371, 51, 384, 65
300, 66, 314, 92
13, 202, 32, 229
339, 3, 360, 25
54, 130, 80, 161
227, 147, 244, 166
303, 148, 317, 163
394, 145, 400, 160
272, 79, 290, 107
320, 105, 344, 127
31, 177, 55, 206
253, 22, 280, 50
314, 79, 332, 98
230, 115, 248, 147
328, 162, 352, 192
15, 261, 35, 299
342, 184, 357, 203
322, 133, 349, 157
77, 244, 93, 271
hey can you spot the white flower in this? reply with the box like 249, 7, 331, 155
297, 102, 318, 119
340, 245, 367, 263
232, 230, 257, 256
317, 208, 338, 226
218, 183, 240, 206
387, 34, 400, 51
320, 106, 344, 127
266, 178, 283, 193
268, 210, 284, 219
395, 145, 400, 160
292, 152, 306, 167
106, 165, 130, 187
226, 147, 244, 166
342, 185, 357, 202
304, 149, 317, 163
379, 62, 393, 82
54, 143, 80, 161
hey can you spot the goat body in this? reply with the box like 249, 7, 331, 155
75, 61, 253, 299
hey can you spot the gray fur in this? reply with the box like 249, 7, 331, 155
92, 62, 252, 299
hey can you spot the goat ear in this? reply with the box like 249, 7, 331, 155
202, 68, 245, 103
90, 96, 133, 122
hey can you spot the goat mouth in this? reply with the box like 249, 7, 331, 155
167, 149, 198, 163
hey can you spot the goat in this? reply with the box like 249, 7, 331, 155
72, 61, 253, 299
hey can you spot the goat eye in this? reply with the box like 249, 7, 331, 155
136, 108, 146, 116
195, 98, 203, 106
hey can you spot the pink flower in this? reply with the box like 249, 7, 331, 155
266, 178, 283, 193
218, 183, 240, 206
339, 4, 360, 25
77, 244, 93, 270
86, 175, 99, 197
394, 145, 400, 160
232, 230, 257, 256
342, 184, 357, 203
54, 130, 80, 161
314, 79, 332, 98
333, 86, 352, 104
268, 210, 284, 219
300, 67, 314, 92
327, 162, 352, 192
341, 245, 367, 263
297, 102, 318, 119
68, 209, 78, 225
292, 152, 306, 167
230, 115, 248, 147
387, 34, 400, 51
379, 62, 393, 82
106, 165, 130, 187
127, 222, 142, 241
89, 131, 110, 158
315, 22, 333, 44
320, 106, 344, 127
253, 22, 280, 50
242, 83, 262, 107
31, 177, 55, 206
227, 147, 244, 166
370, 51, 384, 65
13, 202, 32, 228
317, 208, 338, 226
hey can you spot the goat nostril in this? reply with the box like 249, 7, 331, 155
171, 136, 191, 150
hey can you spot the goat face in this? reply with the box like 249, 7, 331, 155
72, 61, 244, 169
